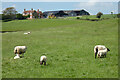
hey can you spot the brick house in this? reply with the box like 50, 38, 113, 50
23, 8, 43, 19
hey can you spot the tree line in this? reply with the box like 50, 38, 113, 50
1, 7, 30, 22
1, 7, 120, 22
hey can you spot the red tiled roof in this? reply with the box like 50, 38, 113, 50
23, 10, 43, 14
24, 10, 33, 13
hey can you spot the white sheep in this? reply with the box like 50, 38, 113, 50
40, 56, 47, 65
24, 32, 31, 34
14, 46, 27, 59
94, 45, 110, 59
97, 48, 108, 58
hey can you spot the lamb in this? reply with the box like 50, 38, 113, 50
14, 46, 27, 59
94, 45, 110, 59
97, 48, 108, 58
40, 56, 47, 65
24, 32, 31, 34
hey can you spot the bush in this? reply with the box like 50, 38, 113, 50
16, 13, 29, 20
77, 17, 80, 19
16, 14, 23, 20
2, 19, 12, 22
96, 12, 103, 19
117, 13, 120, 18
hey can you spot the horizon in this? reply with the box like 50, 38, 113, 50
1, 2, 118, 15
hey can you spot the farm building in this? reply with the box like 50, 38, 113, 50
43, 9, 90, 18
64, 9, 90, 16
43, 10, 68, 18
22, 8, 43, 19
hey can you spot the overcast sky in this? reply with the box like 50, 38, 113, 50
1, 0, 119, 15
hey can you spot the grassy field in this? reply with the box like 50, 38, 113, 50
66, 14, 117, 20
2, 15, 118, 78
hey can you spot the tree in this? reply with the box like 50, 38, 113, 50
111, 11, 113, 15
3, 7, 17, 15
2, 7, 17, 19
16, 13, 23, 20
117, 13, 120, 18
32, 11, 38, 18
96, 12, 103, 19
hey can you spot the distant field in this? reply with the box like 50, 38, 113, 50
2, 15, 118, 78
66, 14, 117, 20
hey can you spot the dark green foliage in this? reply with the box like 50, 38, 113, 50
27, 14, 30, 18
117, 13, 120, 18
2, 14, 14, 22
16, 14, 23, 20
2, 19, 12, 22
2, 7, 18, 22
2, 7, 17, 20
76, 17, 80, 19
96, 12, 103, 19
33, 11, 39, 18
16, 13, 29, 20
0, 14, 2, 20
2, 7, 17, 15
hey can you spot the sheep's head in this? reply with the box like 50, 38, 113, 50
40, 61, 43, 65
14, 49, 17, 54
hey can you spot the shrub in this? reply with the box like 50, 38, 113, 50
117, 13, 120, 18
3, 19, 12, 22
96, 12, 103, 19
77, 17, 80, 19
16, 14, 23, 20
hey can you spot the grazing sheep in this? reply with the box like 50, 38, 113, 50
24, 32, 31, 34
97, 48, 109, 58
40, 56, 47, 65
27, 32, 31, 34
94, 45, 110, 59
14, 46, 27, 59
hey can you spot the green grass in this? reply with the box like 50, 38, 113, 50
2, 17, 118, 78
66, 14, 117, 20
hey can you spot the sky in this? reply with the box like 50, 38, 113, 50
1, 0, 119, 15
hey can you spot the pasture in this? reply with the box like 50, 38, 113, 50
2, 16, 118, 78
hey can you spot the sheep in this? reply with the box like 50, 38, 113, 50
24, 32, 31, 34
94, 45, 110, 59
40, 56, 47, 65
14, 46, 27, 59
97, 48, 109, 58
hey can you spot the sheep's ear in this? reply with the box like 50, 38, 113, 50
107, 48, 110, 51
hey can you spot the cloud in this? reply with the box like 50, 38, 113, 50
87, 0, 100, 6
76, 2, 118, 15
1, 0, 120, 2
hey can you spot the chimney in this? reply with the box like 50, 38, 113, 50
31, 8, 33, 11
37, 9, 39, 12
24, 9, 26, 11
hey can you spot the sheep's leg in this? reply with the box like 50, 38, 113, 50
104, 54, 106, 58
44, 62, 46, 65
100, 53, 102, 58
16, 54, 19, 56
98, 54, 100, 58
